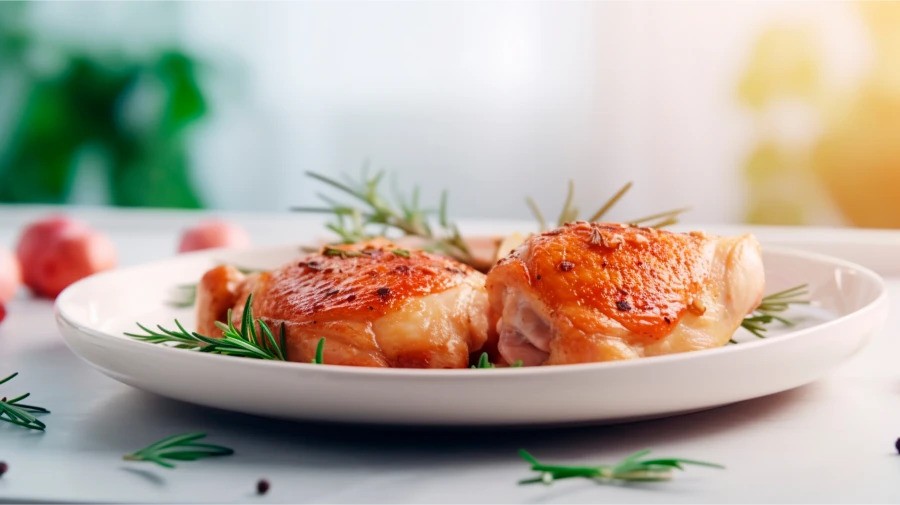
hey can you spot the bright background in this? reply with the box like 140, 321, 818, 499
1, 1, 896, 227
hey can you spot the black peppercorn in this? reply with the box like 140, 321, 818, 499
0, 461, 8, 478
257, 478, 270, 495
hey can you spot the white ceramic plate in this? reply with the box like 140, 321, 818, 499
55, 245, 887, 426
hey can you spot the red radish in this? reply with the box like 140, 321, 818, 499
178, 219, 251, 253
16, 216, 117, 298
0, 248, 20, 304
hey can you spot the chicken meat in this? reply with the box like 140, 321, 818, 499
196, 240, 491, 368
485, 222, 765, 366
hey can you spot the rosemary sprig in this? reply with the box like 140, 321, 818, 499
741, 284, 809, 338
126, 295, 287, 360
518, 448, 723, 485
123, 432, 234, 469
0, 373, 50, 431
527, 181, 689, 231
292, 170, 475, 266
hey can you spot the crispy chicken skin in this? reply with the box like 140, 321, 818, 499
485, 222, 765, 366
195, 240, 491, 368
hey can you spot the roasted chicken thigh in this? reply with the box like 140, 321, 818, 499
485, 222, 765, 366
196, 240, 490, 368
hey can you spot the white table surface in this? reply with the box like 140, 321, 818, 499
0, 205, 898, 504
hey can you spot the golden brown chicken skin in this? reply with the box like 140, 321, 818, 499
196, 240, 491, 368
485, 222, 765, 366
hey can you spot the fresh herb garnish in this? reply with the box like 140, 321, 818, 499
293, 170, 477, 268
741, 284, 809, 338
472, 352, 494, 369
166, 265, 263, 309
311, 337, 325, 364
0, 373, 50, 431
323, 246, 364, 258
123, 432, 234, 469
471, 352, 524, 368
127, 295, 287, 360
518, 448, 723, 485
321, 246, 410, 259
527, 180, 689, 232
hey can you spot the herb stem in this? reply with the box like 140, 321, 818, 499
294, 170, 478, 267
587, 181, 633, 222
528, 181, 687, 231
526, 197, 548, 232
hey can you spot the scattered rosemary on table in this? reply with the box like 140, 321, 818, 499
518, 448, 723, 485
127, 295, 288, 360
0, 373, 50, 431
740, 284, 810, 339
293, 170, 476, 267
526, 180, 690, 232
123, 432, 234, 469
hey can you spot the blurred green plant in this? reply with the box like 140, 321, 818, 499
0, 3, 207, 207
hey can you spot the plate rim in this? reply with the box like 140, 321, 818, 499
55, 244, 888, 379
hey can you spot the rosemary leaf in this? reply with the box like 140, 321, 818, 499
293, 170, 477, 267
587, 181, 633, 222
470, 352, 524, 368
528, 181, 688, 231
518, 449, 723, 486
741, 284, 809, 338
312, 337, 326, 364
471, 352, 494, 369
123, 432, 234, 469
526, 197, 548, 232
0, 373, 50, 431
